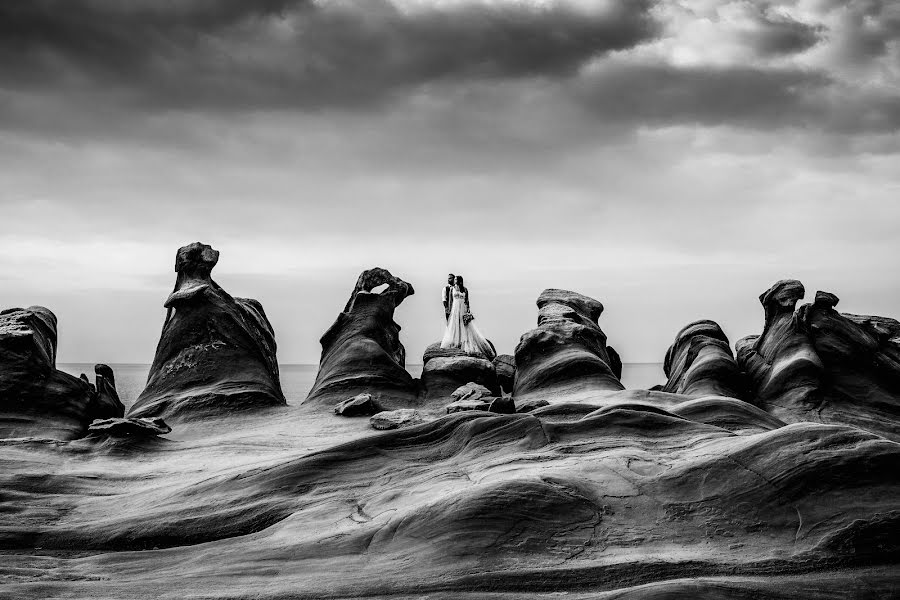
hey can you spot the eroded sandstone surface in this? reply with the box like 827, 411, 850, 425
1, 277, 898, 599
129, 242, 286, 420
738, 280, 900, 442
0, 306, 123, 440
304, 267, 418, 410
514, 289, 624, 403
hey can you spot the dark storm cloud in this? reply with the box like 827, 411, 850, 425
0, 0, 659, 109
573, 62, 830, 128
739, 8, 823, 57
572, 59, 900, 134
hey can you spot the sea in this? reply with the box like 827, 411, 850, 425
58, 363, 667, 410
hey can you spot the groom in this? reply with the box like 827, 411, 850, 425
442, 273, 455, 322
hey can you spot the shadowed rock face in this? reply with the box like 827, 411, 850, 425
738, 280, 900, 441
0, 307, 123, 440
513, 289, 624, 403
304, 268, 417, 409
420, 342, 501, 406
129, 243, 285, 420
796, 291, 900, 441
663, 320, 744, 398
737, 280, 823, 420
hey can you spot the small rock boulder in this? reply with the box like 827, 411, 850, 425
516, 398, 551, 413
370, 409, 423, 430
421, 356, 500, 406
334, 393, 381, 417
446, 398, 492, 414
450, 382, 493, 402
488, 396, 516, 414
87, 417, 172, 438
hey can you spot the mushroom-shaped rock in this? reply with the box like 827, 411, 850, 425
0, 306, 122, 440
421, 356, 500, 407
305, 268, 417, 410
422, 342, 469, 364
492, 354, 516, 394
662, 320, 744, 398
128, 243, 286, 421
513, 289, 624, 404
736, 280, 824, 421
334, 393, 381, 417
87, 417, 172, 438
369, 409, 422, 430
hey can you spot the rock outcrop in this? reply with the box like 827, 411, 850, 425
87, 417, 171, 438
420, 356, 500, 406
738, 280, 900, 441
0, 307, 123, 440
513, 289, 624, 403
369, 409, 422, 430
334, 393, 381, 417
129, 243, 286, 420
305, 268, 417, 409
662, 320, 744, 398
736, 280, 823, 420
492, 354, 516, 393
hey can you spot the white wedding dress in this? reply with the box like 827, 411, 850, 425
441, 287, 494, 357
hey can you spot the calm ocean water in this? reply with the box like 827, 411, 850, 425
59, 363, 666, 410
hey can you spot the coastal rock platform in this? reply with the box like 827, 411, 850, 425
1, 272, 898, 599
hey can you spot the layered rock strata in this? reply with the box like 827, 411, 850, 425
0, 306, 123, 440
662, 320, 744, 398
513, 289, 624, 403
305, 268, 417, 409
129, 243, 286, 420
738, 280, 900, 441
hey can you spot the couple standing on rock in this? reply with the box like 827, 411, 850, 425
440, 273, 494, 357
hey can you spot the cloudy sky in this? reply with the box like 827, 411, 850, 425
2, 0, 899, 366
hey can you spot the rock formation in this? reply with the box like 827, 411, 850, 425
736, 280, 823, 420
334, 393, 381, 417
513, 289, 624, 403
420, 355, 500, 405
662, 319, 744, 398
0, 306, 123, 440
492, 354, 516, 393
305, 268, 417, 409
129, 243, 286, 420
738, 280, 900, 441
3, 276, 900, 598
370, 408, 423, 430
87, 417, 171, 438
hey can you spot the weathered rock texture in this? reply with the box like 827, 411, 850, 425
305, 268, 417, 409
513, 289, 624, 403
420, 356, 500, 405
87, 417, 171, 438
0, 307, 123, 440
492, 354, 516, 393
2, 279, 899, 599
738, 280, 900, 441
663, 320, 744, 398
129, 243, 286, 420
1, 406, 897, 598
334, 393, 380, 417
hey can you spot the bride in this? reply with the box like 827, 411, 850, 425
441, 275, 495, 358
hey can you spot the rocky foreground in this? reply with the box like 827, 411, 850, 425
0, 247, 898, 599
